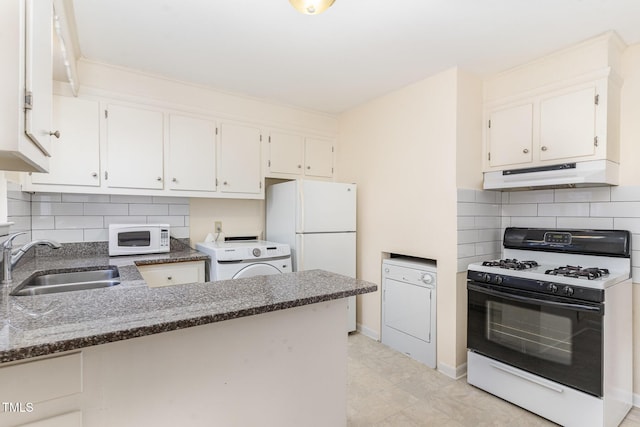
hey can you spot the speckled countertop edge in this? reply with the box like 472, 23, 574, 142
1, 247, 377, 363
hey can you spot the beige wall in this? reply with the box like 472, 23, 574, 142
189, 198, 264, 244
337, 67, 481, 374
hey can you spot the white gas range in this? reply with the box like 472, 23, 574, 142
466, 227, 632, 427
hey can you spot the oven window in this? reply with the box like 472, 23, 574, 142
487, 301, 571, 365
118, 231, 151, 247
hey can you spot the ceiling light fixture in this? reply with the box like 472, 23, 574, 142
289, 0, 335, 15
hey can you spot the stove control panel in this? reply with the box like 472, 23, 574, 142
544, 232, 572, 244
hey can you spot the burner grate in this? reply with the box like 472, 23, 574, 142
482, 259, 539, 270
544, 265, 610, 280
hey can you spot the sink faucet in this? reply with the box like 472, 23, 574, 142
1, 232, 61, 285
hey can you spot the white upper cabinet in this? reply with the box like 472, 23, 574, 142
219, 122, 262, 194
0, 0, 52, 172
487, 103, 533, 168
31, 95, 100, 186
267, 132, 334, 179
268, 132, 304, 175
304, 137, 333, 178
105, 104, 164, 189
168, 114, 216, 192
539, 87, 596, 161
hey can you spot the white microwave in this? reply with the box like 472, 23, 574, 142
108, 224, 170, 256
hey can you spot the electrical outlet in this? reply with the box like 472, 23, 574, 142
215, 221, 222, 233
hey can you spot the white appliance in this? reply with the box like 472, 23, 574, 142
382, 257, 436, 368
266, 180, 357, 332
195, 240, 292, 281
467, 227, 632, 427
108, 223, 170, 256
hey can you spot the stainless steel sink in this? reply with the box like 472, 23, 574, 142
11, 266, 120, 296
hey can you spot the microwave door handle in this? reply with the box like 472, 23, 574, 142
468, 283, 603, 315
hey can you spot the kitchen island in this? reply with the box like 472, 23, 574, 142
0, 250, 376, 427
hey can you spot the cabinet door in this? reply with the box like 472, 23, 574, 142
304, 137, 333, 178
487, 104, 533, 168
540, 87, 596, 161
31, 96, 100, 186
106, 104, 164, 189
218, 122, 261, 194
269, 132, 303, 175
168, 114, 216, 192
23, 0, 53, 158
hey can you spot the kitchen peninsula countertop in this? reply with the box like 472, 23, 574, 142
0, 245, 376, 363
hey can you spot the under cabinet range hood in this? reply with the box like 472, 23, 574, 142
483, 159, 619, 190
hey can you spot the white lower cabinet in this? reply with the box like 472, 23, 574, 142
137, 260, 205, 288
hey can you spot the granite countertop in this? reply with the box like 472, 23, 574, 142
0, 244, 377, 364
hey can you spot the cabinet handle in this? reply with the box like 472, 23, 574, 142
172, 178, 177, 183
541, 146, 548, 151
49, 130, 61, 139
167, 276, 172, 280
306, 166, 311, 170
157, 177, 162, 181
91, 172, 98, 178
297, 165, 302, 169
223, 181, 228, 185
522, 148, 529, 154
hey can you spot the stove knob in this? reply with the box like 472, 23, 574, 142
547, 283, 558, 293
482, 274, 492, 283
564, 286, 574, 296
252, 248, 261, 257
493, 275, 503, 285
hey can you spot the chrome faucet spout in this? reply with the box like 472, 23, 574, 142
2, 233, 61, 285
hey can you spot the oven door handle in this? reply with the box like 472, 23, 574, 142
468, 283, 603, 314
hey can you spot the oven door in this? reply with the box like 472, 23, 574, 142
467, 281, 603, 397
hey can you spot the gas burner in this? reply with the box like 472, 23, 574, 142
544, 265, 610, 280
482, 259, 539, 270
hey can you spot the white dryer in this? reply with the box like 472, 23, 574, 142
195, 240, 292, 281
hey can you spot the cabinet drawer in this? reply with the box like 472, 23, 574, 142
138, 261, 205, 288
0, 353, 82, 403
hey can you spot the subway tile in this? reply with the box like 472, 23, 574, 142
152, 196, 189, 204
501, 204, 537, 217
32, 202, 83, 216
538, 203, 589, 217
146, 216, 185, 227
476, 190, 501, 204
611, 186, 640, 202
475, 217, 501, 229
32, 216, 55, 230
62, 193, 111, 203
554, 187, 610, 203
457, 188, 476, 203
457, 217, 475, 230
613, 218, 640, 234
171, 227, 190, 239
169, 204, 189, 216
110, 195, 153, 204
457, 229, 479, 244
457, 243, 476, 258
55, 216, 104, 229
501, 217, 511, 229
509, 216, 557, 228
457, 202, 476, 217
7, 216, 30, 231
103, 216, 147, 227
507, 189, 554, 204
83, 203, 128, 216
7, 190, 31, 202
31, 193, 61, 202
632, 267, 640, 284
556, 217, 613, 229
501, 192, 510, 204
477, 228, 501, 242
84, 229, 108, 242
631, 250, 640, 268
32, 229, 84, 243
7, 200, 31, 216
184, 216, 189, 227
591, 202, 640, 217
632, 234, 640, 251
475, 241, 501, 256
129, 204, 169, 216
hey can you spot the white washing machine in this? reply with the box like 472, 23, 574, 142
195, 240, 292, 281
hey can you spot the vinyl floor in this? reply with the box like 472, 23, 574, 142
347, 332, 640, 427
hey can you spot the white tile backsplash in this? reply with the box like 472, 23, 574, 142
591, 202, 640, 217
6, 190, 191, 243
556, 217, 614, 229
507, 189, 554, 204
554, 187, 610, 203
501, 203, 537, 217
508, 216, 557, 228
537, 203, 590, 217
611, 186, 640, 202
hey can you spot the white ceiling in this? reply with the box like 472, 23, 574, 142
68, 0, 640, 114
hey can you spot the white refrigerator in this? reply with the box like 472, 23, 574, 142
266, 180, 357, 332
